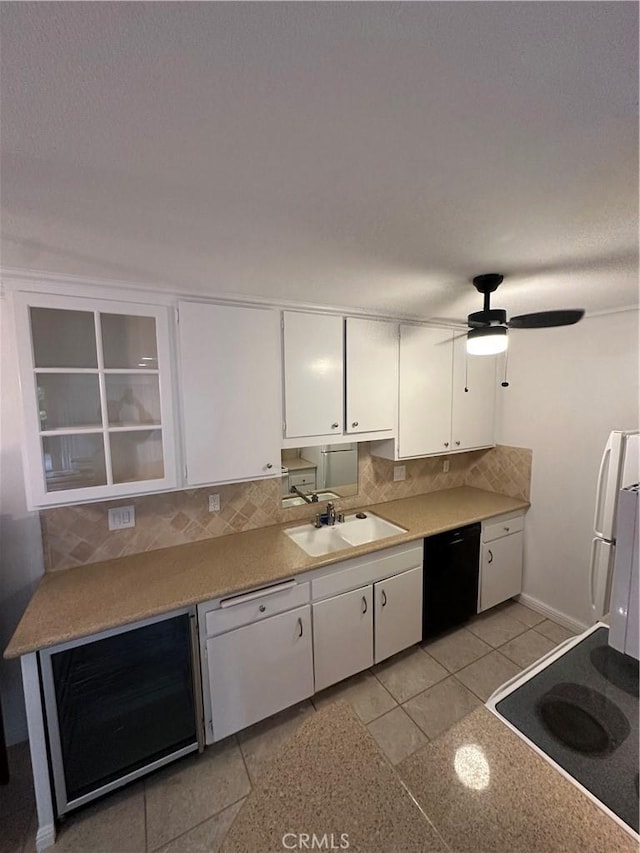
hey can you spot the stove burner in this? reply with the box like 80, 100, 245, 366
537, 683, 630, 756
590, 645, 639, 697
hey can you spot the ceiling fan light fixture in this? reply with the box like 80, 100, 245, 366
466, 325, 508, 355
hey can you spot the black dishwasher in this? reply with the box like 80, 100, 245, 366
423, 523, 480, 639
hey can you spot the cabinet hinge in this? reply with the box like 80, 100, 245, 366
282, 421, 286, 435
184, 464, 188, 481
176, 306, 179, 324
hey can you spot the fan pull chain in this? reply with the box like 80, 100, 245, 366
501, 349, 510, 387
464, 351, 469, 392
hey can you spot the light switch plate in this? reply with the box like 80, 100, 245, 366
108, 505, 135, 531
208, 494, 221, 512
393, 465, 406, 482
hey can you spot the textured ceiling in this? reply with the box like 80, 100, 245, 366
1, 2, 638, 320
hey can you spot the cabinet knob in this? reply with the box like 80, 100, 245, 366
362, 596, 368, 614
455, 440, 461, 446
259, 604, 266, 612
504, 526, 510, 532
444, 442, 449, 448
352, 421, 359, 428
297, 617, 304, 637
266, 463, 273, 469
381, 590, 387, 607
488, 549, 493, 564
331, 422, 339, 429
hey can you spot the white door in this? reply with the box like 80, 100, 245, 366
178, 301, 282, 485
451, 336, 497, 451
312, 586, 373, 692
206, 605, 314, 741
398, 326, 453, 458
479, 533, 524, 612
374, 566, 423, 664
283, 312, 344, 438
345, 318, 398, 434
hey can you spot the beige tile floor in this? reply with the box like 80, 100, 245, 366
2, 601, 576, 853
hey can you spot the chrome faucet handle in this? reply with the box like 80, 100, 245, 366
337, 512, 345, 523
313, 513, 322, 528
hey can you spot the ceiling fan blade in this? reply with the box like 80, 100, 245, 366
508, 309, 585, 329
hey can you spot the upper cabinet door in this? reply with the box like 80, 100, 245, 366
282, 312, 344, 439
451, 336, 497, 451
398, 325, 453, 458
178, 302, 282, 486
14, 292, 177, 509
346, 318, 398, 434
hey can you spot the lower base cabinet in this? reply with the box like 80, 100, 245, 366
313, 586, 374, 692
200, 542, 424, 741
479, 513, 525, 612
206, 605, 313, 741
374, 566, 423, 663
312, 564, 423, 691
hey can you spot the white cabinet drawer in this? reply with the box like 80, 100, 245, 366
202, 580, 310, 636
482, 512, 524, 543
311, 543, 422, 601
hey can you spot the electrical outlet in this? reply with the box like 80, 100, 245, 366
393, 465, 406, 482
208, 494, 221, 512
108, 506, 135, 531
443, 459, 450, 473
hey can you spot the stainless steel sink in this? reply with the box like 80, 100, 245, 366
284, 512, 407, 556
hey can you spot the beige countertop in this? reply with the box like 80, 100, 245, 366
5, 486, 528, 658
223, 702, 636, 853
221, 700, 449, 853
397, 705, 637, 853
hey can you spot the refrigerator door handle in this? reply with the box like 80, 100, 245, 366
593, 444, 611, 538
589, 536, 599, 610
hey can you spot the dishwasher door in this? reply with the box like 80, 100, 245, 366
422, 523, 480, 639
40, 608, 202, 815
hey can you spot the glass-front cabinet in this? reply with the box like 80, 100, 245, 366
15, 293, 177, 507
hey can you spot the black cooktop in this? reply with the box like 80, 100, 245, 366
494, 626, 639, 834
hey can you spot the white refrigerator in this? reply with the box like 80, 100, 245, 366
590, 430, 640, 620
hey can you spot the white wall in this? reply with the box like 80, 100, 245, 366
0, 294, 45, 745
496, 309, 639, 627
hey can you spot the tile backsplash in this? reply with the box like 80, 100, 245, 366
40, 444, 531, 571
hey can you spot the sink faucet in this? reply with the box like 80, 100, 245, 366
326, 502, 337, 526
289, 485, 319, 504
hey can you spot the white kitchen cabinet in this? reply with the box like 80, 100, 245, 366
282, 311, 344, 439
345, 317, 398, 434
14, 292, 178, 508
205, 604, 313, 741
451, 335, 497, 451
397, 325, 453, 457
312, 585, 373, 691
479, 513, 525, 612
371, 324, 496, 460
374, 566, 423, 663
178, 301, 282, 485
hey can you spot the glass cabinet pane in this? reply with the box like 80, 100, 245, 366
105, 374, 161, 426
37, 374, 102, 431
101, 315, 158, 369
42, 434, 107, 492
110, 430, 164, 483
31, 308, 98, 368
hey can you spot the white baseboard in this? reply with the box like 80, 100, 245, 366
35, 824, 56, 851
516, 593, 589, 634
